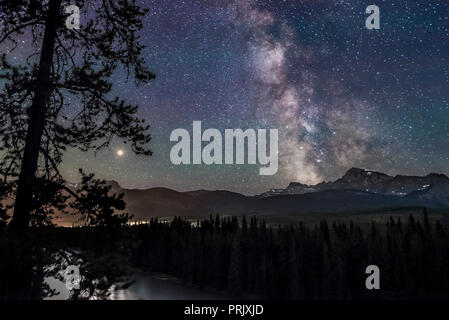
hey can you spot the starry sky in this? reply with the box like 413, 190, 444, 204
6, 0, 449, 195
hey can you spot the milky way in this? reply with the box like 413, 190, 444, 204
230, 0, 380, 184
3, 0, 448, 194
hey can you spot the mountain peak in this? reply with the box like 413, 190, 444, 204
107, 180, 122, 190
426, 172, 449, 179
286, 181, 309, 188
341, 168, 390, 181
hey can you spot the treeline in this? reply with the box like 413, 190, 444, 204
129, 211, 449, 299
2, 210, 449, 299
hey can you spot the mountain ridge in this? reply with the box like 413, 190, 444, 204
100, 168, 449, 221
263, 167, 449, 197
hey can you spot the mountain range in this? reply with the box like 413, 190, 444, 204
260, 168, 449, 197
102, 168, 449, 221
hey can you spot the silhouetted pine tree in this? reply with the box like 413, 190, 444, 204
0, 0, 154, 230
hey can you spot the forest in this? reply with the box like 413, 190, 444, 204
128, 211, 449, 299
2, 209, 449, 300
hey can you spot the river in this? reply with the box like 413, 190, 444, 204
46, 272, 228, 300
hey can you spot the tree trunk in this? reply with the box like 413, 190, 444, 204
10, 0, 62, 230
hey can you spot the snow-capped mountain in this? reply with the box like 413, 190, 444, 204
260, 168, 449, 198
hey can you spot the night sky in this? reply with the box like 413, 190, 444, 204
7, 0, 449, 195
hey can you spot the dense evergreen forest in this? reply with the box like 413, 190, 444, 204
2, 209, 448, 299
129, 212, 449, 299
